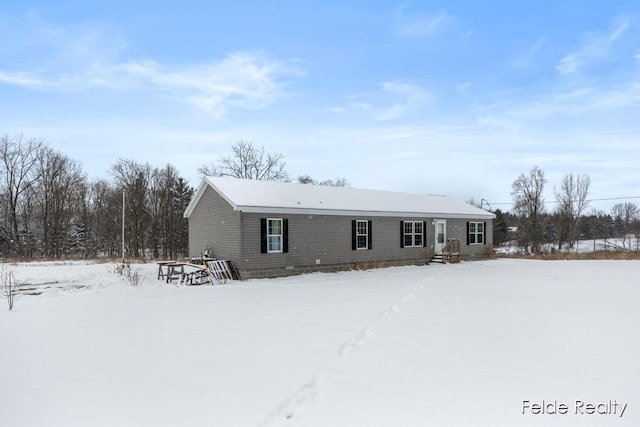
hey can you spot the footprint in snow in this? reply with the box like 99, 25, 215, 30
260, 374, 329, 426
400, 292, 415, 303
379, 305, 401, 319
338, 326, 376, 356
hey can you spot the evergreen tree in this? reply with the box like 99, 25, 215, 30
492, 209, 509, 246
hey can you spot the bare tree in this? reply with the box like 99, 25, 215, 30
198, 141, 289, 181
0, 263, 18, 310
197, 163, 219, 177
17, 185, 39, 257
297, 174, 314, 184
148, 167, 167, 258
611, 202, 639, 249
0, 134, 45, 254
111, 159, 151, 258
0, 134, 194, 259
511, 166, 546, 254
34, 147, 85, 258
554, 173, 590, 251
297, 175, 350, 187
148, 164, 193, 259
90, 179, 124, 257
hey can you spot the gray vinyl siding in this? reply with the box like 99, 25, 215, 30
240, 213, 431, 276
446, 218, 493, 258
237, 214, 493, 277
186, 184, 494, 278
187, 185, 241, 262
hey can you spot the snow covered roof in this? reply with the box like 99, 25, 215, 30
184, 176, 495, 219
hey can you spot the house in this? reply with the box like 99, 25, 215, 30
183, 177, 495, 279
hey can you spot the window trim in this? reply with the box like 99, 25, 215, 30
401, 220, 425, 248
355, 219, 368, 250
414, 221, 424, 247
267, 218, 283, 253
468, 221, 485, 245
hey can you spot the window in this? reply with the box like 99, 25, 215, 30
414, 221, 424, 246
356, 220, 368, 249
401, 221, 425, 247
352, 220, 372, 250
267, 218, 283, 252
468, 221, 485, 245
261, 218, 288, 254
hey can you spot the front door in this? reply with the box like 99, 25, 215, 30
434, 220, 446, 254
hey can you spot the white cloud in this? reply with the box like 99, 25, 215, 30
0, 14, 302, 117
454, 82, 471, 96
511, 37, 547, 69
351, 80, 431, 121
556, 17, 630, 75
609, 18, 630, 41
0, 70, 49, 88
502, 83, 640, 119
118, 52, 300, 117
1, 50, 301, 117
394, 8, 454, 37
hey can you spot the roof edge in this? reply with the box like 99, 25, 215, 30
185, 176, 497, 220
236, 205, 496, 219
183, 176, 240, 218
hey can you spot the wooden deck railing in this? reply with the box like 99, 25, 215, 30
442, 239, 461, 264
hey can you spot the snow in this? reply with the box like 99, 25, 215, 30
495, 237, 640, 254
1, 259, 639, 426
184, 176, 495, 219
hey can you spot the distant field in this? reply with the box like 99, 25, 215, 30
495, 236, 640, 259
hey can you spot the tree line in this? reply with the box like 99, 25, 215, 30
498, 165, 640, 253
0, 134, 193, 260
0, 137, 347, 260
7, 133, 634, 260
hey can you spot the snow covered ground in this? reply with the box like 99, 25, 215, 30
1, 259, 638, 426
495, 236, 640, 254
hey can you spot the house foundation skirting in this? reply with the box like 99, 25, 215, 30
237, 258, 431, 279
234, 251, 494, 279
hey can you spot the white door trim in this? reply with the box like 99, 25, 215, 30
434, 219, 446, 254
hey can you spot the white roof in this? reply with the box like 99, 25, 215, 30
184, 176, 495, 219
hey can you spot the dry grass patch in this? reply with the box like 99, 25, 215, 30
497, 251, 640, 261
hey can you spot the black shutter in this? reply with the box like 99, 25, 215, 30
422, 221, 427, 247
466, 222, 470, 245
483, 221, 487, 245
368, 220, 373, 250
283, 219, 289, 253
260, 218, 268, 253
400, 221, 405, 248
351, 220, 357, 250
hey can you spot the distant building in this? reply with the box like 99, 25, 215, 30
184, 177, 495, 278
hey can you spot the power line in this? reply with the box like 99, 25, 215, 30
488, 195, 640, 207
585, 195, 640, 202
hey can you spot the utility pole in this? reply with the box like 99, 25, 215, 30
122, 191, 125, 264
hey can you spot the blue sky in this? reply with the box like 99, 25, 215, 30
1, 1, 639, 212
